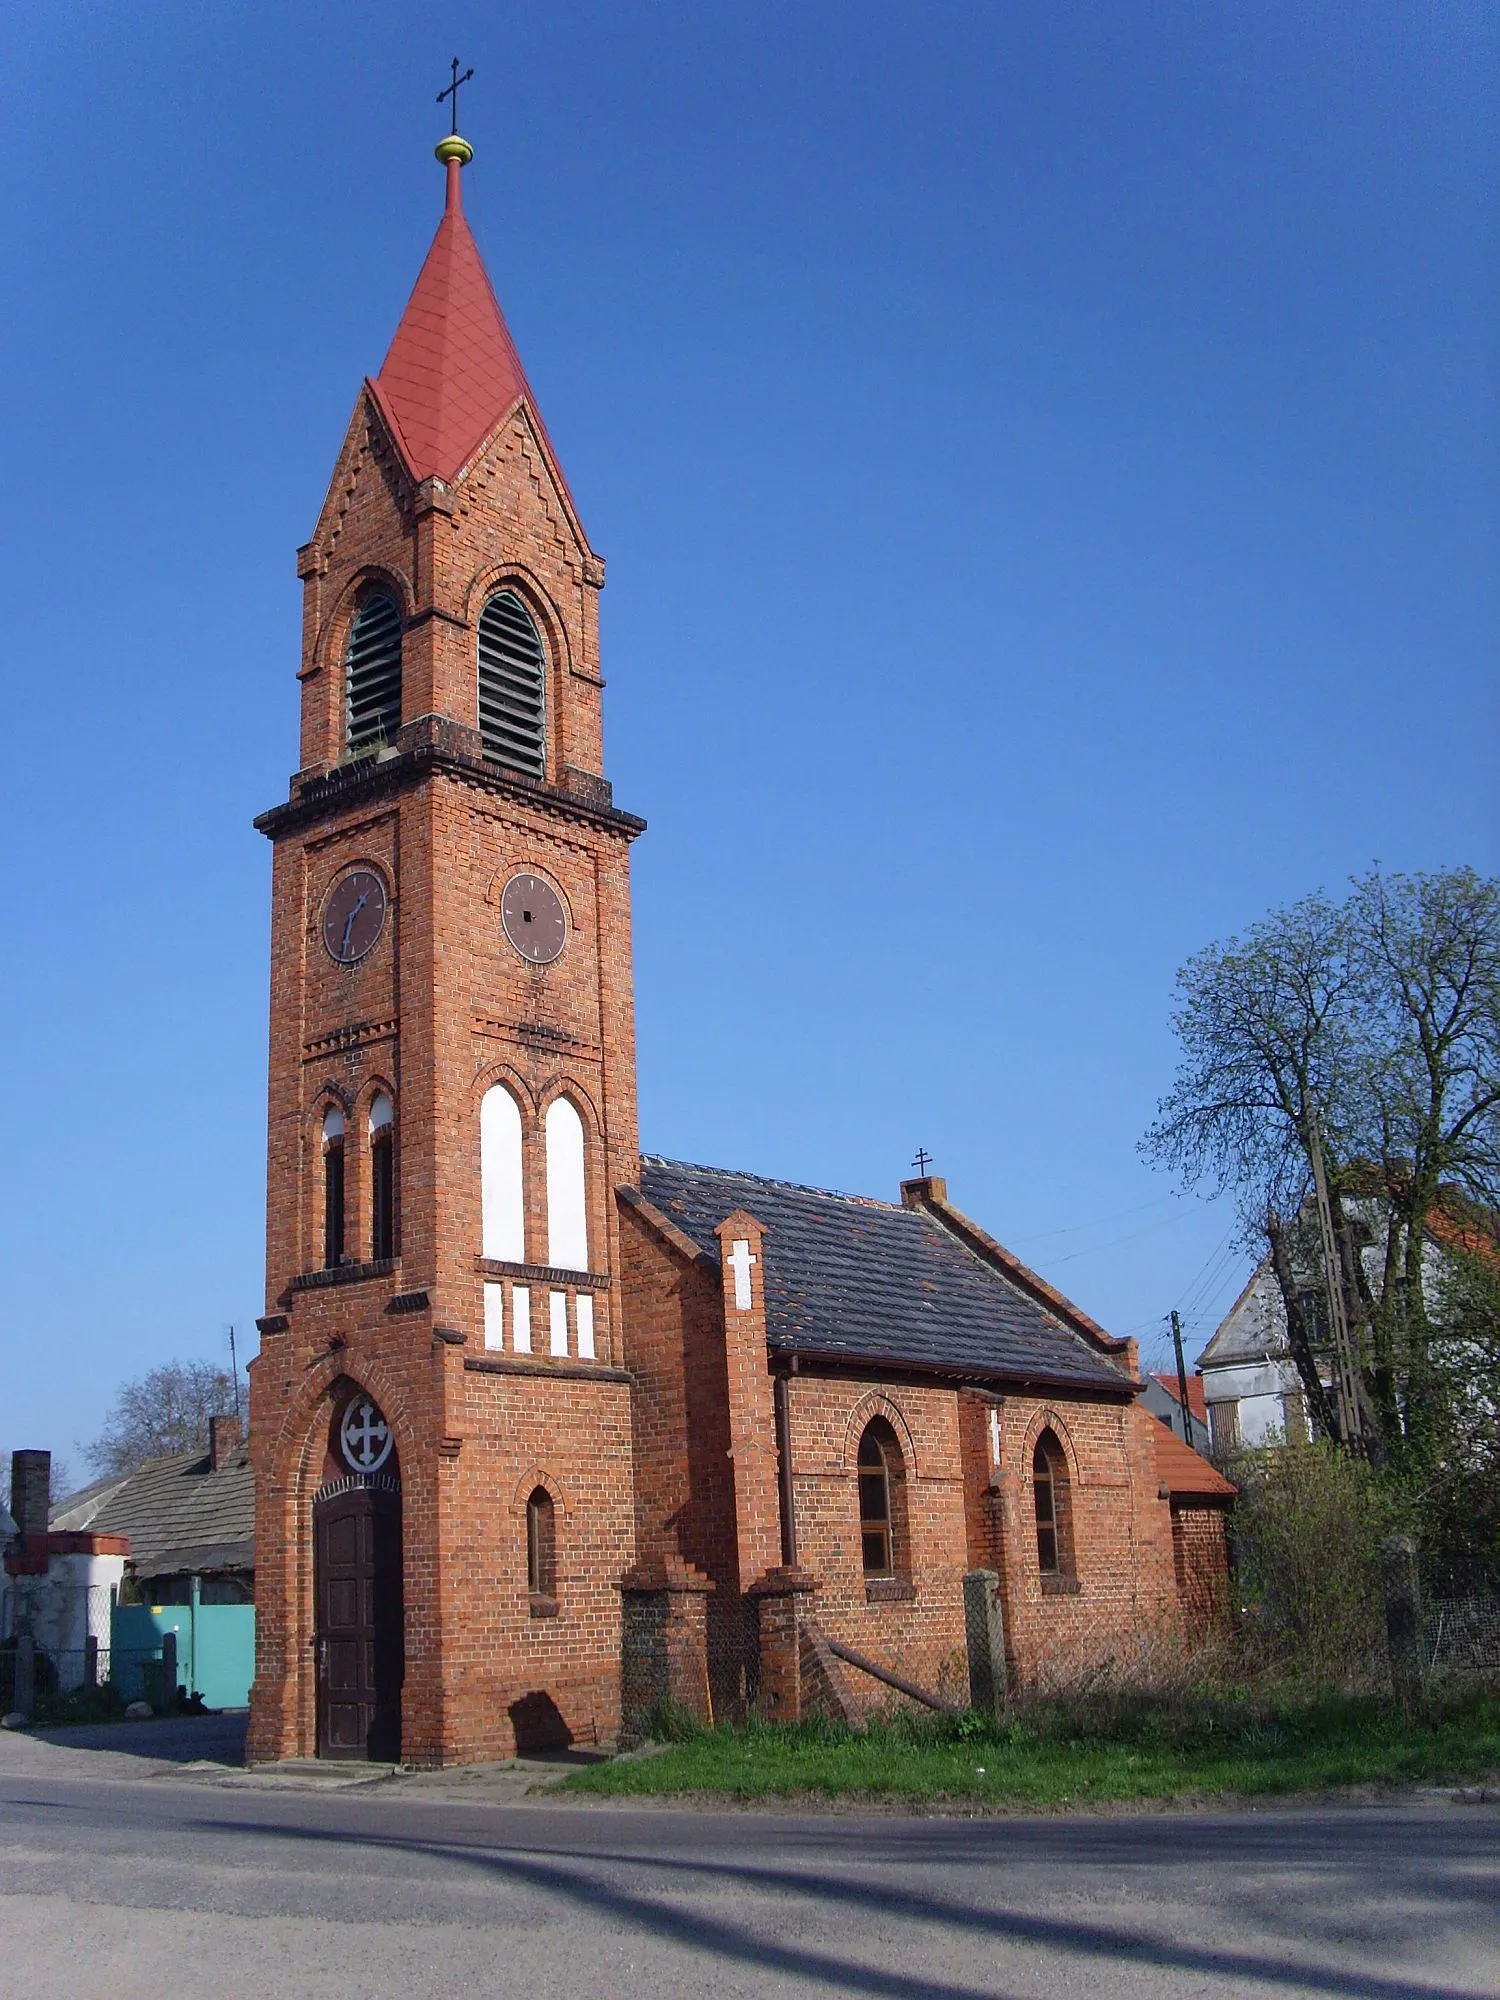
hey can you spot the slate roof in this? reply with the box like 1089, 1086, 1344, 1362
51, 1448, 254, 1578
636, 1158, 1131, 1394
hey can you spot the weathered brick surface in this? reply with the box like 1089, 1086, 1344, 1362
250, 294, 641, 1765
1171, 1503, 1233, 1637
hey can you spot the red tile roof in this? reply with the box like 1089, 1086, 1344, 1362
1140, 1410, 1235, 1502
369, 160, 547, 488
1152, 1371, 1208, 1424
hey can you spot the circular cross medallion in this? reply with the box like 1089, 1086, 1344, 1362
500, 872, 567, 965
339, 1396, 393, 1473
322, 868, 388, 966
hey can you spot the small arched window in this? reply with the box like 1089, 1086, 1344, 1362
480, 1084, 525, 1262
544, 1097, 588, 1271
345, 592, 403, 755
369, 1093, 394, 1261
1032, 1429, 1075, 1584
526, 1486, 557, 1607
857, 1417, 908, 1579
321, 1107, 345, 1269
477, 590, 546, 778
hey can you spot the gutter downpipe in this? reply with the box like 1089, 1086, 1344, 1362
774, 1359, 799, 1567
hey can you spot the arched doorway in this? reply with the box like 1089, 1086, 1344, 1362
313, 1388, 404, 1760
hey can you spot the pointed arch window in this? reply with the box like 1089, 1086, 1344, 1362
480, 1084, 525, 1263
321, 1107, 346, 1269
369, 1093, 395, 1261
1033, 1429, 1076, 1588
544, 1097, 588, 1272
477, 590, 546, 778
345, 592, 403, 755
526, 1486, 557, 1610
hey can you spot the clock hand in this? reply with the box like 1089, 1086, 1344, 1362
340, 893, 368, 957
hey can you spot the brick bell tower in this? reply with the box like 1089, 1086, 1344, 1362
247, 125, 643, 1766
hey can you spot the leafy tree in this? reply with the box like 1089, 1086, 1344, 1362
84, 1360, 243, 1477
1143, 867, 1500, 1477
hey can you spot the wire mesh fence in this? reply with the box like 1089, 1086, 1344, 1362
1424, 1595, 1500, 1674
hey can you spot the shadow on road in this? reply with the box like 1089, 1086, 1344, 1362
179, 1803, 1499, 2000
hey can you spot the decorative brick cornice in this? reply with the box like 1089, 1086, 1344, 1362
290, 1257, 398, 1292
464, 1354, 630, 1384
255, 722, 645, 843
475, 1256, 610, 1289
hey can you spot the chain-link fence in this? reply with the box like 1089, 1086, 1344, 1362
1424, 1593, 1500, 1673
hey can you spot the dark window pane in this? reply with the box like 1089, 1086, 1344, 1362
324, 1143, 345, 1269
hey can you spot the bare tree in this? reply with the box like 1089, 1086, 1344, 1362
1143, 866, 1500, 1468
84, 1361, 243, 1477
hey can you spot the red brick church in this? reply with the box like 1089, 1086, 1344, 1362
246, 129, 1229, 1766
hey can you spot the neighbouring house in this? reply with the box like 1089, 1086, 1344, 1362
1141, 1372, 1212, 1456
51, 1418, 254, 1605
2, 1451, 128, 1690
1196, 1191, 1476, 1451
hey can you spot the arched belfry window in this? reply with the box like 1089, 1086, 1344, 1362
345, 592, 403, 755
369, 1093, 394, 1261
544, 1098, 588, 1272
322, 1107, 345, 1269
480, 1084, 525, 1262
477, 590, 546, 778
1032, 1429, 1076, 1586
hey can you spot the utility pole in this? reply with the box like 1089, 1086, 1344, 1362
1170, 1309, 1192, 1447
1307, 1118, 1364, 1450
228, 1325, 243, 1425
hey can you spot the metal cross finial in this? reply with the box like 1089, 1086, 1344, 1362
437, 57, 474, 135
912, 1147, 932, 1177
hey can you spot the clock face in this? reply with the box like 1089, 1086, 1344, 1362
322, 868, 387, 966
501, 872, 567, 965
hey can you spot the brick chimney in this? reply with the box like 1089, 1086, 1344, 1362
9, 1450, 50, 1537
208, 1415, 243, 1472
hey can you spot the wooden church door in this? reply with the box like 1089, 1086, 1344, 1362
315, 1397, 404, 1760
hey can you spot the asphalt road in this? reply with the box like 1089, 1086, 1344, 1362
1, 1727, 1496, 1999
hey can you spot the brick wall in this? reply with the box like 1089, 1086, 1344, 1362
1171, 1503, 1232, 1639
250, 350, 644, 1767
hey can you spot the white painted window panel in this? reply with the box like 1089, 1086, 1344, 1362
480, 1085, 525, 1262
576, 1292, 595, 1360
511, 1285, 532, 1354
549, 1289, 569, 1357
368, 1092, 393, 1133
545, 1097, 589, 1271
483, 1281, 505, 1352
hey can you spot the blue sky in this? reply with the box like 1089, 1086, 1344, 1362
1, 2, 1494, 1472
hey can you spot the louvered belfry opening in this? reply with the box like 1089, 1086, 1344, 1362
477, 590, 546, 777
345, 592, 403, 755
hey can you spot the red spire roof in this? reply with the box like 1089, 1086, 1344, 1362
369, 155, 538, 485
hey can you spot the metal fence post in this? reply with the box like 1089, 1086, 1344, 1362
162, 1630, 178, 1710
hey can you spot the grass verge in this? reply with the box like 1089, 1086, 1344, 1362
559, 1687, 1500, 1809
